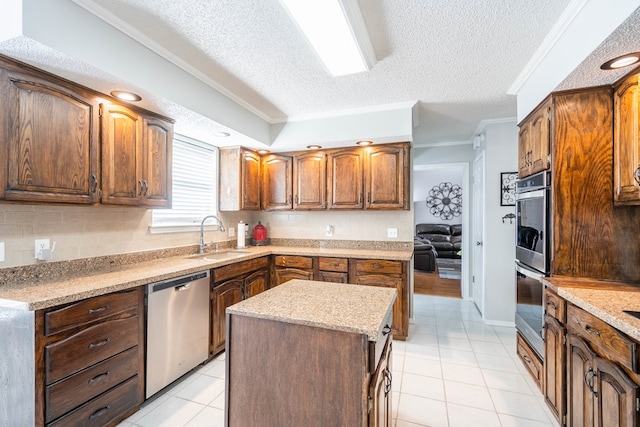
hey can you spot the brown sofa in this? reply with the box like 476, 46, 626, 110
415, 223, 462, 259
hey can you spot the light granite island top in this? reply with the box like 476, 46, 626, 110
226, 279, 397, 341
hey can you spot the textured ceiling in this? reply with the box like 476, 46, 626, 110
86, 0, 570, 145
4, 1, 638, 149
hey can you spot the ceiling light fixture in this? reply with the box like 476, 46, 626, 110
600, 52, 640, 70
356, 140, 372, 146
279, 0, 376, 76
306, 144, 322, 150
110, 91, 141, 102
214, 131, 231, 137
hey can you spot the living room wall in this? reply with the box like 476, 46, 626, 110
414, 167, 464, 226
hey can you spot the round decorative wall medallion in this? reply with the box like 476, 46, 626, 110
426, 182, 462, 220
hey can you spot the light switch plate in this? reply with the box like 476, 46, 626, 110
0, 242, 4, 262
228, 227, 235, 237
387, 228, 398, 238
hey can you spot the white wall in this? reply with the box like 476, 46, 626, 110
414, 167, 464, 225
476, 121, 518, 325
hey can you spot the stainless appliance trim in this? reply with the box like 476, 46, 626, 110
146, 271, 210, 398
516, 261, 544, 281
515, 261, 544, 359
515, 171, 550, 274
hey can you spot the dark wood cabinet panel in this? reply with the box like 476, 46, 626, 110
364, 144, 408, 209
141, 116, 172, 207
516, 332, 543, 390
219, 147, 261, 211
369, 339, 392, 427
274, 267, 314, 285
543, 314, 566, 424
293, 151, 326, 210
2, 68, 100, 203
261, 153, 292, 210
244, 269, 267, 298
614, 71, 640, 205
518, 98, 550, 178
317, 271, 348, 283
567, 333, 596, 427
241, 149, 261, 210
211, 278, 243, 355
327, 148, 364, 209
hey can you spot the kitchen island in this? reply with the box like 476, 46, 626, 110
225, 279, 396, 427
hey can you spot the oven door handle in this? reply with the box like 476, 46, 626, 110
515, 262, 544, 281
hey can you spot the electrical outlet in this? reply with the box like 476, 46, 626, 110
387, 228, 398, 238
228, 227, 235, 237
35, 239, 50, 259
0, 242, 4, 262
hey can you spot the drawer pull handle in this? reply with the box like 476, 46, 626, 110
88, 371, 109, 384
546, 300, 557, 310
585, 325, 601, 336
88, 305, 109, 314
522, 354, 532, 364
383, 367, 392, 395
88, 338, 110, 349
89, 405, 111, 420
382, 325, 392, 336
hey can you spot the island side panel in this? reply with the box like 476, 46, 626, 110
226, 314, 369, 427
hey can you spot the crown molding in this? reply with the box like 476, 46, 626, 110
472, 117, 517, 137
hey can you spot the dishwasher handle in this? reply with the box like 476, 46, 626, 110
175, 283, 191, 292
150, 271, 209, 293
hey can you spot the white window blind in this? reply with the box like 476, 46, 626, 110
151, 135, 217, 231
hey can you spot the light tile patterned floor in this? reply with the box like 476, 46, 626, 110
119, 294, 558, 427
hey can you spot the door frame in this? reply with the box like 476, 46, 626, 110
413, 162, 470, 299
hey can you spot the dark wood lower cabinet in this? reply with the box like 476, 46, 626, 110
543, 314, 566, 424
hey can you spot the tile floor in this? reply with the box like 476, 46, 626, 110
118, 294, 558, 427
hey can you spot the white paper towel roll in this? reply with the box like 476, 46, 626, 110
237, 221, 245, 248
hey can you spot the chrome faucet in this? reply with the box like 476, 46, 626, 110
199, 215, 225, 254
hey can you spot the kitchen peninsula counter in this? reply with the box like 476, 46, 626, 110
0, 244, 412, 311
543, 275, 640, 342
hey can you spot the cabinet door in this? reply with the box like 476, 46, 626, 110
293, 152, 326, 210
141, 116, 172, 207
566, 334, 596, 427
364, 144, 408, 209
594, 356, 639, 427
244, 269, 268, 299
3, 72, 100, 203
369, 340, 392, 427
614, 73, 640, 205
241, 149, 261, 210
101, 103, 142, 205
211, 279, 243, 355
327, 149, 364, 209
261, 153, 292, 210
529, 101, 551, 175
274, 267, 314, 286
543, 314, 566, 424
518, 123, 531, 178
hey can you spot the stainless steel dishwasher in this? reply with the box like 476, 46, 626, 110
146, 270, 210, 398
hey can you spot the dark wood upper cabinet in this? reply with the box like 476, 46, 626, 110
293, 151, 326, 210
101, 104, 172, 207
261, 153, 292, 210
614, 71, 640, 205
1, 66, 100, 204
518, 97, 551, 178
364, 143, 409, 209
219, 147, 260, 211
326, 148, 364, 209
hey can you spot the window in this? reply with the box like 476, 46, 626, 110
151, 134, 217, 233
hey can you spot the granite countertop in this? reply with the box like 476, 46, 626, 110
226, 279, 397, 341
543, 276, 640, 342
0, 245, 412, 311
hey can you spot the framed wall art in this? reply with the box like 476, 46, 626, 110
500, 172, 517, 206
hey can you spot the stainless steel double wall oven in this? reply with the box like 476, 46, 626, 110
514, 171, 550, 358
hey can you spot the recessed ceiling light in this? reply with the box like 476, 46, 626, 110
214, 131, 231, 137
356, 140, 373, 146
280, 0, 376, 76
307, 144, 322, 150
110, 91, 142, 102
600, 52, 640, 70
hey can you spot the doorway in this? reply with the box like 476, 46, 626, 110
413, 163, 470, 299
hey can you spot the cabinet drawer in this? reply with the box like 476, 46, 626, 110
567, 304, 640, 373
47, 375, 138, 427
318, 257, 348, 272
354, 259, 402, 275
46, 316, 139, 384
45, 289, 138, 336
46, 346, 139, 423
544, 288, 566, 323
516, 332, 542, 390
369, 310, 393, 373
214, 256, 268, 282
274, 255, 313, 269
317, 271, 348, 283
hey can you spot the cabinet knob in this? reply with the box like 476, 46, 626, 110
382, 325, 392, 336
634, 165, 640, 185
